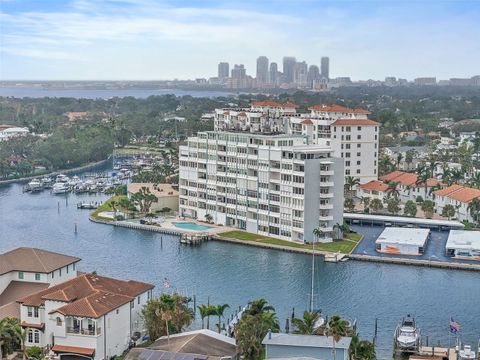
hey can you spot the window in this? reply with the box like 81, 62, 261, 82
357, 152, 361, 157
34, 307, 39, 318
345, 161, 350, 167
51, 271, 54, 279
356, 169, 361, 174
357, 126, 361, 131
138, 296, 141, 305
357, 135, 361, 140
28, 330, 33, 343
27, 307, 33, 317
18, 272, 24, 279
66, 265, 69, 274
35, 273, 40, 281
73, 263, 76, 270
345, 152, 351, 158
357, 144, 361, 148
34, 330, 39, 344
346, 169, 351, 175
56, 317, 62, 326
59, 268, 62, 276
130, 301, 134, 309
116, 309, 120, 315
357, 161, 361, 165
345, 135, 351, 141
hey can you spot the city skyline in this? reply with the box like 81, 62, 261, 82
1, 0, 479, 80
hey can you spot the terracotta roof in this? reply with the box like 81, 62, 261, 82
359, 180, 389, 192
52, 345, 95, 356
21, 322, 45, 330
0, 281, 49, 320
301, 119, 313, 125
434, 185, 480, 203
0, 247, 80, 276
379, 171, 439, 188
331, 119, 380, 126
238, 112, 246, 116
18, 273, 154, 318
251, 100, 297, 108
309, 104, 370, 114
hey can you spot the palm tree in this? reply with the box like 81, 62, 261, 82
292, 311, 322, 335
313, 227, 325, 242
469, 172, 480, 189
350, 338, 376, 360
467, 198, 480, 224
205, 213, 213, 223
10, 324, 28, 360
386, 182, 400, 199
213, 304, 229, 333
246, 298, 275, 317
0, 318, 15, 359
197, 304, 210, 329
344, 176, 360, 199
344, 198, 355, 212
326, 315, 349, 360
415, 166, 430, 199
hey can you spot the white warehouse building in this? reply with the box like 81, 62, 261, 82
179, 131, 344, 243
375, 227, 430, 255
446, 230, 480, 259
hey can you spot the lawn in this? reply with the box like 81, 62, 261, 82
217, 231, 363, 254
90, 195, 127, 221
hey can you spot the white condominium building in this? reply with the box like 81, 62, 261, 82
214, 102, 380, 183
179, 131, 344, 243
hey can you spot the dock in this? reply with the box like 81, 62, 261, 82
417, 346, 457, 360
349, 254, 480, 272
180, 233, 210, 246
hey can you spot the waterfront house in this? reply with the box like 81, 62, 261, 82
17, 272, 154, 360
262, 333, 352, 360
127, 183, 179, 213
357, 180, 389, 201
433, 185, 480, 223
0, 247, 80, 319
125, 329, 238, 360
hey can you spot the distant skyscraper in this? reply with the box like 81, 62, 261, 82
307, 65, 320, 88
321, 57, 330, 80
231, 64, 246, 79
256, 56, 269, 84
269, 62, 278, 85
283, 56, 296, 83
218, 62, 229, 79
294, 61, 308, 86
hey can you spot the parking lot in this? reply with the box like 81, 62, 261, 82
350, 224, 480, 265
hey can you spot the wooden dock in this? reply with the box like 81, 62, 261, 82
417, 346, 457, 360
349, 254, 480, 272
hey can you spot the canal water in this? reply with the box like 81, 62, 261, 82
1, 173, 479, 358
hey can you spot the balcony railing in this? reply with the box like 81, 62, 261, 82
66, 327, 99, 336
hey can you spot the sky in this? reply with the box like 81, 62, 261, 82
0, 0, 479, 81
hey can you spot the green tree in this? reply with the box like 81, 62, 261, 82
212, 304, 230, 333
442, 204, 456, 220
142, 293, 194, 341
344, 176, 360, 199
403, 200, 417, 217
205, 213, 213, 223
350, 337, 376, 360
326, 315, 350, 360
131, 186, 158, 213
197, 304, 212, 330
467, 198, 480, 224
292, 311, 322, 335
369, 198, 383, 213
10, 324, 28, 360
386, 197, 401, 215
386, 181, 400, 199
361, 197, 370, 212
421, 200, 435, 218
344, 198, 355, 212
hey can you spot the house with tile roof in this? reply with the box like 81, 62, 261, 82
357, 180, 389, 201
379, 171, 441, 202
17, 272, 154, 360
0, 247, 80, 320
433, 185, 480, 223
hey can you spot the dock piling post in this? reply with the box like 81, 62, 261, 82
74, 223, 77, 234
58, 202, 60, 214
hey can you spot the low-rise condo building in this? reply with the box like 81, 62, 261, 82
179, 131, 344, 243
433, 185, 480, 223
214, 102, 379, 183
17, 273, 154, 360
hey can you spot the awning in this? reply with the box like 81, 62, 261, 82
52, 345, 95, 356
21, 322, 45, 330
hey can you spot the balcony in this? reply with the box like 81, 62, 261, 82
319, 204, 334, 210
319, 215, 334, 221
320, 170, 335, 176
320, 181, 334, 187
319, 193, 334, 199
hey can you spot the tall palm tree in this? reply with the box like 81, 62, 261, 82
197, 304, 210, 329
0, 319, 14, 359
10, 325, 28, 360
415, 165, 431, 199
313, 227, 325, 242
292, 311, 322, 335
213, 304, 229, 333
467, 198, 480, 224
344, 176, 360, 199
246, 298, 275, 317
326, 315, 349, 360
386, 182, 400, 199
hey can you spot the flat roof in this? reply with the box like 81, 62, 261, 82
262, 333, 351, 349
446, 230, 480, 250
376, 227, 430, 246
344, 213, 464, 228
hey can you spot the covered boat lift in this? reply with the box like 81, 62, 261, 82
344, 213, 464, 230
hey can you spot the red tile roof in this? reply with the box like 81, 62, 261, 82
331, 119, 380, 126
359, 180, 389, 192
52, 345, 95, 356
379, 171, 439, 188
18, 273, 154, 318
251, 100, 297, 108
0, 281, 49, 319
309, 104, 370, 114
434, 185, 480, 203
0, 247, 80, 276
301, 119, 313, 125
21, 322, 45, 330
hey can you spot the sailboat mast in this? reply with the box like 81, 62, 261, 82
310, 240, 315, 312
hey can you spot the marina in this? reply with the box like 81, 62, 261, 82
1, 166, 480, 358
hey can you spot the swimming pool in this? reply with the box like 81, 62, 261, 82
173, 222, 213, 231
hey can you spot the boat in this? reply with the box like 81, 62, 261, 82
52, 182, 70, 194
27, 179, 43, 192
394, 315, 420, 353
459, 345, 476, 360
77, 202, 98, 210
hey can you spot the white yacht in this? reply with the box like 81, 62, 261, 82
459, 345, 476, 360
56, 174, 69, 183
27, 179, 42, 192
395, 315, 420, 353
52, 182, 70, 194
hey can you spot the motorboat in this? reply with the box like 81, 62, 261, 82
52, 182, 70, 194
459, 345, 476, 360
27, 179, 42, 192
56, 174, 69, 183
394, 315, 420, 353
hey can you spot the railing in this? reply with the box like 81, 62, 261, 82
66, 327, 97, 336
